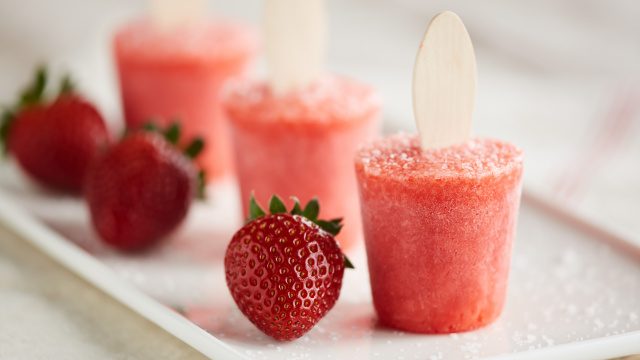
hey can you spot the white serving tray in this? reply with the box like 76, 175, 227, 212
0, 161, 638, 360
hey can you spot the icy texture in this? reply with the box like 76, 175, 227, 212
225, 76, 381, 126
355, 134, 524, 333
356, 133, 524, 180
113, 19, 257, 66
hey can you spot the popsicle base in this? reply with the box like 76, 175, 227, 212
375, 293, 504, 334
356, 135, 523, 333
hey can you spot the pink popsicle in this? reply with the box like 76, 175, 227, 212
355, 134, 523, 333
225, 76, 380, 250
113, 19, 257, 180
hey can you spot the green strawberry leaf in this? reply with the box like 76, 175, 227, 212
59, 75, 74, 95
0, 109, 14, 153
269, 195, 287, 214
164, 122, 180, 145
302, 198, 320, 221
248, 194, 266, 221
184, 137, 204, 159
315, 218, 343, 237
197, 170, 206, 200
344, 255, 355, 269
246, 196, 344, 236
1, 66, 51, 155
245, 195, 353, 269
290, 197, 303, 215
138, 121, 206, 199
142, 121, 159, 132
19, 66, 47, 107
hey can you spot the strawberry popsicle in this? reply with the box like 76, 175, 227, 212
225, 76, 380, 250
113, 19, 257, 180
355, 134, 523, 333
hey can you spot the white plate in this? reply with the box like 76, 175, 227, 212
0, 161, 639, 360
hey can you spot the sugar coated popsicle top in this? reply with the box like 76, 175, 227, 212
114, 19, 258, 67
225, 76, 380, 126
356, 133, 523, 181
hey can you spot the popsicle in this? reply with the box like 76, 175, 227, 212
225, 0, 380, 250
113, 0, 257, 180
355, 12, 523, 333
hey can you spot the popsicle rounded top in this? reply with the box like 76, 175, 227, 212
225, 76, 380, 126
355, 133, 523, 181
413, 11, 477, 149
354, 11, 522, 335
113, 20, 258, 67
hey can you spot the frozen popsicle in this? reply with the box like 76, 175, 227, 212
226, 77, 380, 250
355, 11, 524, 333
356, 135, 523, 332
113, 3, 257, 180
224, 0, 380, 249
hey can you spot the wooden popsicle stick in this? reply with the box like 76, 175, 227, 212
264, 0, 326, 95
412, 11, 477, 149
149, 0, 207, 29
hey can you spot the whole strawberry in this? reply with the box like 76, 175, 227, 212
1, 67, 109, 192
85, 123, 205, 251
225, 195, 353, 341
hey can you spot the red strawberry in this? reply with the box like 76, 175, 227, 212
1, 67, 109, 192
85, 123, 205, 251
225, 195, 353, 341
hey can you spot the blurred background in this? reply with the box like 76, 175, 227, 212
1, 0, 639, 245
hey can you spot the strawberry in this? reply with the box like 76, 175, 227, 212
224, 195, 353, 341
85, 123, 205, 251
0, 67, 110, 192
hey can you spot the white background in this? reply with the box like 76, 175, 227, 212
1, 0, 638, 245
0, 2, 639, 358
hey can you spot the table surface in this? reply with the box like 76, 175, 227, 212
1, 157, 639, 359
0, 225, 206, 360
